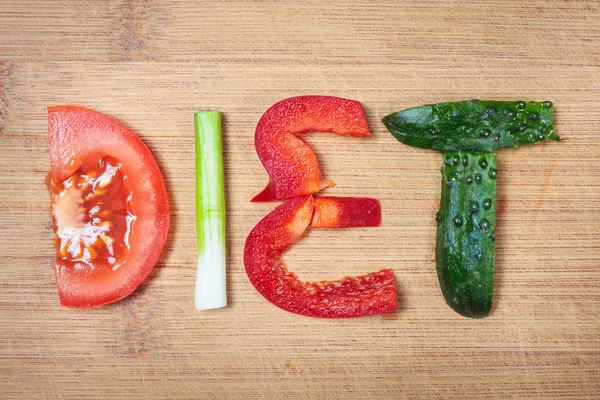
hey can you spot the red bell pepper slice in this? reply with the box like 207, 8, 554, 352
310, 197, 381, 228
244, 196, 397, 318
252, 96, 370, 202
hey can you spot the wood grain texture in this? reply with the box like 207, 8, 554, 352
0, 0, 599, 399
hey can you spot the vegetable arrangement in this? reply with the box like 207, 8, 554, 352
383, 100, 559, 318
245, 96, 398, 318
46, 98, 560, 319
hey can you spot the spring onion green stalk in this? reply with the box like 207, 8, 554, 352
194, 111, 227, 310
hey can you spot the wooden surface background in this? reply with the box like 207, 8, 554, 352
1, 1, 599, 399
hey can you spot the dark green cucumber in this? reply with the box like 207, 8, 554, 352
382, 100, 558, 152
382, 99, 559, 318
436, 151, 496, 318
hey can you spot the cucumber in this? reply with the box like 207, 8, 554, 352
382, 100, 559, 318
382, 100, 559, 152
437, 151, 496, 318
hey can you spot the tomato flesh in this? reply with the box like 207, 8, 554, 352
47, 106, 169, 308
49, 157, 133, 275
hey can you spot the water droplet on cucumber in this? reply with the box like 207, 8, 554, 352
480, 219, 490, 230
453, 215, 463, 227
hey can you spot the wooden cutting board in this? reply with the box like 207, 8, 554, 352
1, 1, 599, 398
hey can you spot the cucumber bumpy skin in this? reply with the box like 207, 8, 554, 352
382, 100, 559, 152
437, 152, 496, 318
383, 100, 558, 318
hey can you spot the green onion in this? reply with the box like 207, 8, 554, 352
194, 111, 227, 310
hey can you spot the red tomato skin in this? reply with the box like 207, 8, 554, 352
252, 96, 370, 202
48, 106, 169, 308
244, 196, 397, 318
310, 197, 381, 228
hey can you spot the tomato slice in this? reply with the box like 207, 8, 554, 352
47, 106, 169, 307
252, 96, 370, 202
244, 196, 397, 318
